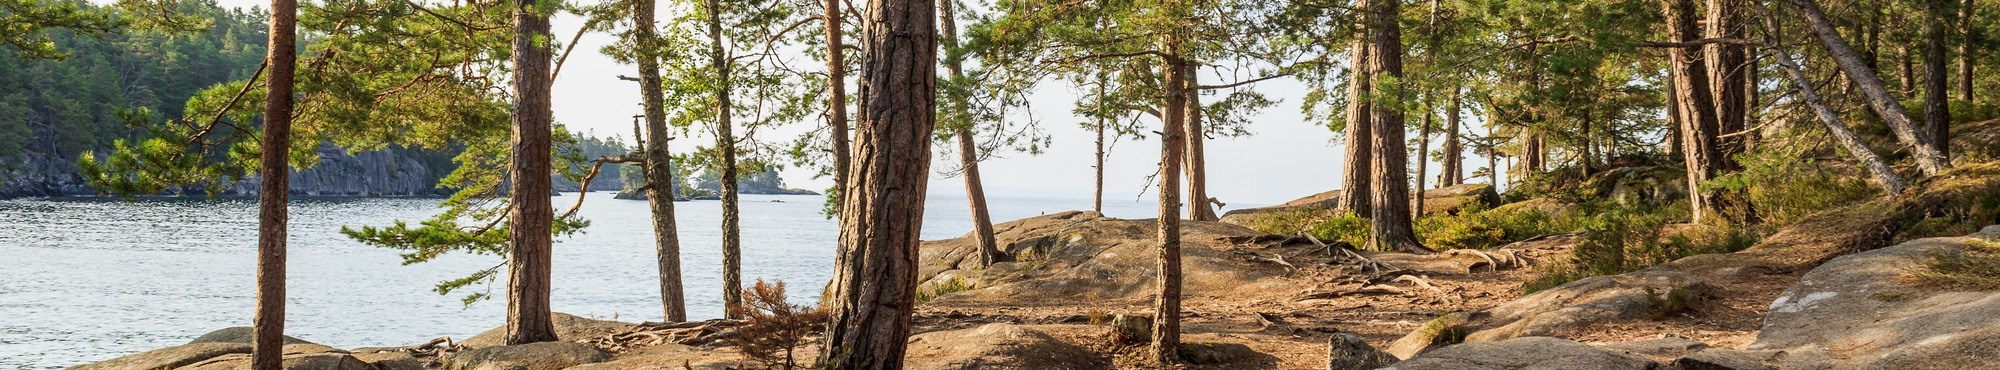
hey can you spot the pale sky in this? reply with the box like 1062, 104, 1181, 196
192, 0, 1504, 206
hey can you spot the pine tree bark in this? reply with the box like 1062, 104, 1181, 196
1338, 20, 1373, 217
937, 0, 996, 266
1522, 133, 1544, 174
1441, 89, 1461, 186
818, 0, 934, 366
1664, 0, 1723, 223
1150, 35, 1188, 364
1184, 63, 1216, 221
1707, 0, 1749, 165
633, 0, 686, 322
1960, 0, 1976, 99
1783, 0, 1952, 176
1094, 73, 1107, 213
1364, 0, 1428, 254
1922, 0, 1952, 159
1759, 4, 1907, 194
827, 0, 851, 211
1414, 111, 1432, 216
703, 0, 745, 318
1486, 120, 1499, 187
252, 0, 296, 366
1899, 46, 1915, 93
505, 0, 557, 345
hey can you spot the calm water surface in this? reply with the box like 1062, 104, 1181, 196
0, 192, 1189, 368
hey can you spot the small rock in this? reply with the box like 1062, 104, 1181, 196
353, 351, 424, 370
1109, 314, 1152, 345
1385, 312, 1477, 359
444, 341, 608, 370
1327, 333, 1397, 370
1600, 336, 1708, 358
1671, 348, 1777, 370
1382, 336, 1659, 370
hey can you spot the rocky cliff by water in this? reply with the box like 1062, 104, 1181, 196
0, 144, 451, 199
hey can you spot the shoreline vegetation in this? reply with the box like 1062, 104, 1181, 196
10, 0, 2000, 368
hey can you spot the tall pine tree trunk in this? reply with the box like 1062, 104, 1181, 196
1094, 73, 1107, 213
633, 0, 686, 322
1783, 0, 1951, 176
1922, 0, 1952, 159
1441, 89, 1461, 186
1338, 18, 1373, 217
1365, 0, 1428, 254
827, 0, 850, 211
1664, 0, 1723, 223
937, 0, 997, 266
1707, 0, 1748, 165
504, 0, 558, 345
1184, 63, 1216, 221
252, 0, 296, 366
1151, 35, 1188, 364
703, 0, 745, 317
1414, 111, 1431, 216
1486, 120, 1499, 187
1960, 0, 1975, 99
818, 0, 934, 365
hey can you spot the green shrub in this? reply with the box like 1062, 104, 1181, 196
1523, 210, 1758, 293
1416, 202, 1580, 250
915, 277, 975, 303
1707, 146, 1879, 227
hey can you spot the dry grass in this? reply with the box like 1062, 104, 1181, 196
1903, 239, 2000, 291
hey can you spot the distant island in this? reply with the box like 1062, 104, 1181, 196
614, 166, 818, 201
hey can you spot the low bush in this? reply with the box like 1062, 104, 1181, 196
726, 279, 832, 369
915, 276, 975, 303
1524, 210, 1758, 293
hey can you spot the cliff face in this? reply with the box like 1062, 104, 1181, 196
224, 145, 444, 197
0, 144, 448, 199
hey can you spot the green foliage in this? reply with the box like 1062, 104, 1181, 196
1707, 146, 1880, 227
1525, 210, 1758, 293
1902, 239, 2000, 291
915, 276, 976, 304
1642, 285, 1692, 319
1415, 203, 1585, 250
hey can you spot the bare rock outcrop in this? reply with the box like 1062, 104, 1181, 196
916, 211, 1294, 302
1746, 225, 2000, 369
903, 323, 1107, 370
1382, 337, 1659, 370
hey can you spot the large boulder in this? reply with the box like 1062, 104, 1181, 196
459, 313, 639, 349
1382, 337, 1659, 370
916, 211, 1294, 302
1387, 268, 1704, 347
563, 343, 751, 369
1587, 166, 1687, 207
1328, 332, 1399, 369
177, 351, 375, 370
186, 327, 318, 346
444, 341, 609, 370
1418, 183, 1501, 216
67, 342, 250, 370
903, 323, 1107, 370
1747, 226, 2000, 369
1218, 190, 1344, 226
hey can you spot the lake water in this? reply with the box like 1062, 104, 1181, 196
0, 191, 1213, 368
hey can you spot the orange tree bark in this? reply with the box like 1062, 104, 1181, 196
1337, 20, 1373, 218
1151, 33, 1188, 364
817, 0, 934, 366
1184, 63, 1216, 221
1440, 89, 1461, 186
827, 0, 850, 207
702, 0, 745, 317
1707, 0, 1749, 164
1364, 0, 1429, 254
1922, 0, 1951, 159
1664, 0, 1722, 223
1782, 0, 1951, 176
1959, 0, 1975, 99
251, 0, 296, 367
938, 0, 998, 266
632, 0, 686, 322
504, 0, 558, 345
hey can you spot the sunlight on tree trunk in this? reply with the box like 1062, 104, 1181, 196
504, 0, 557, 345
251, 0, 296, 366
